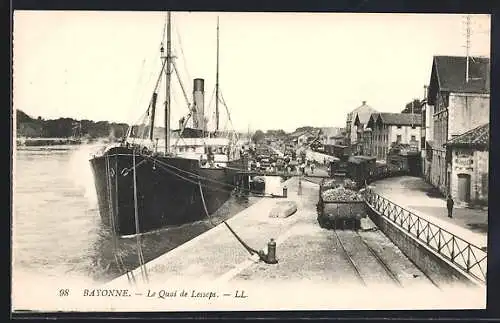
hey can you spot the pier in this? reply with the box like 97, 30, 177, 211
103, 174, 486, 310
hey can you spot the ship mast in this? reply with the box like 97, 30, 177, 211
163, 12, 172, 153
215, 16, 220, 132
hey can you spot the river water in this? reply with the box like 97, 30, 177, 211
13, 143, 261, 284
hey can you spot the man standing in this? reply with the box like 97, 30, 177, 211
446, 194, 454, 218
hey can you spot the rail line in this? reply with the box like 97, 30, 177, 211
332, 229, 366, 286
354, 232, 402, 287
333, 229, 403, 287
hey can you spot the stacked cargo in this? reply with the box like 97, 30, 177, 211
316, 178, 366, 230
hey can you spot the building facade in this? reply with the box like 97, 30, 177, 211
426, 55, 490, 195
420, 91, 434, 182
444, 123, 489, 205
366, 113, 422, 161
361, 127, 373, 156
345, 101, 378, 149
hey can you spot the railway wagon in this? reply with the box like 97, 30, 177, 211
386, 151, 421, 177
346, 155, 377, 186
373, 161, 389, 180
316, 179, 366, 230
327, 156, 346, 177
324, 144, 351, 159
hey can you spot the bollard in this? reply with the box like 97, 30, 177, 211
267, 238, 278, 264
283, 186, 288, 198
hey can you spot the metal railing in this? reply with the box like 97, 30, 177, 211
363, 189, 487, 284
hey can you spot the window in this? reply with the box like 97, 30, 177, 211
412, 125, 417, 129
396, 135, 402, 143
411, 135, 416, 141
397, 125, 402, 129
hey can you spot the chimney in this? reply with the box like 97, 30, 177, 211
193, 78, 205, 131
362, 101, 367, 106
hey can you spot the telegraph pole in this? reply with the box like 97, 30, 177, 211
465, 14, 471, 83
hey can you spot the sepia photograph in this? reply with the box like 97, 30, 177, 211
12, 10, 490, 312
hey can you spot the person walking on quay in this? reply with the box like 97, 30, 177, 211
310, 163, 315, 174
446, 194, 454, 218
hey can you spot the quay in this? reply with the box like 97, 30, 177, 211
103, 173, 486, 311
16, 137, 83, 146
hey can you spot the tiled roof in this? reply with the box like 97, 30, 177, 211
446, 123, 489, 148
353, 106, 379, 126
377, 113, 421, 126
366, 113, 380, 129
432, 56, 490, 94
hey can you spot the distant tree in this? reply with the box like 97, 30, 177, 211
15, 109, 130, 139
294, 126, 315, 133
252, 130, 265, 143
401, 99, 423, 114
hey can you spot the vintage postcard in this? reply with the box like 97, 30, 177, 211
12, 11, 490, 313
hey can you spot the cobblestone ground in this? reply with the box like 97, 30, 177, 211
232, 176, 435, 290
370, 176, 488, 235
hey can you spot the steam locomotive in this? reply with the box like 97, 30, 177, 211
322, 144, 421, 189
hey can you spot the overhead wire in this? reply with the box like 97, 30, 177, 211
143, 154, 282, 198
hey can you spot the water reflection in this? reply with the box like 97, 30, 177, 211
14, 144, 258, 283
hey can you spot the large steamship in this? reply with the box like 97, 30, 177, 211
90, 13, 245, 235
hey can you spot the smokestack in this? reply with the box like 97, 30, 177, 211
193, 78, 205, 131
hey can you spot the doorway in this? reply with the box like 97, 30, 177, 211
457, 173, 471, 203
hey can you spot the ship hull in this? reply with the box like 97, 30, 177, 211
89, 146, 243, 235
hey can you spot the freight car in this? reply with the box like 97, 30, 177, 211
327, 151, 420, 188
316, 179, 366, 230
346, 155, 377, 186
386, 151, 421, 177
323, 144, 351, 159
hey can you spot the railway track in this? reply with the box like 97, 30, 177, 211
333, 229, 402, 287
333, 229, 366, 286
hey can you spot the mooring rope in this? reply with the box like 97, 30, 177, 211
146, 155, 280, 198
197, 179, 261, 258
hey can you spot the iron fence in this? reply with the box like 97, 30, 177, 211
363, 189, 487, 284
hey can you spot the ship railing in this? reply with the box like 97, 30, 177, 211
363, 189, 487, 284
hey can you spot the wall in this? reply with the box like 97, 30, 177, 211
362, 130, 373, 156
374, 125, 389, 160
430, 149, 447, 195
449, 148, 489, 204
365, 204, 477, 287
430, 92, 489, 196
448, 93, 490, 140
426, 104, 435, 142
389, 125, 421, 148
430, 91, 449, 195
346, 113, 353, 146
422, 105, 435, 178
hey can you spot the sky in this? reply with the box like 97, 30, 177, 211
13, 11, 490, 132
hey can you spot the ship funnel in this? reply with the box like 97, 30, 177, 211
193, 78, 205, 131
